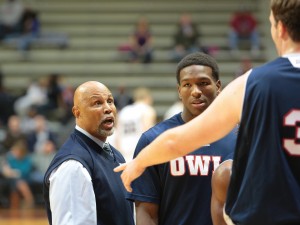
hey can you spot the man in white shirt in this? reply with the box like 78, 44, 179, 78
43, 81, 135, 225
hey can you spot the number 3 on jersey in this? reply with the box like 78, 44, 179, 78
283, 109, 300, 155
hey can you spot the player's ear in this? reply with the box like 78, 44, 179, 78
216, 80, 222, 95
177, 84, 182, 100
277, 20, 288, 40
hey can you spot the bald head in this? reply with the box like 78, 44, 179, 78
74, 81, 108, 107
72, 81, 117, 141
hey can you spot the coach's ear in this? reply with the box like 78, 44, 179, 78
72, 106, 80, 118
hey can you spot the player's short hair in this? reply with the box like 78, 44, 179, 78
271, 0, 300, 42
176, 52, 219, 84
133, 87, 152, 102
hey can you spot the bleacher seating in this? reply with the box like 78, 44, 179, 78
0, 0, 266, 120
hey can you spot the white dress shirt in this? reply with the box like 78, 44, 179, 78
49, 126, 107, 225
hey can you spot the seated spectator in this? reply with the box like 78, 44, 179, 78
128, 17, 154, 63
113, 85, 133, 111
0, 0, 24, 40
0, 71, 16, 127
0, 115, 27, 154
171, 13, 202, 62
59, 82, 75, 124
228, 7, 260, 56
26, 115, 58, 153
2, 8, 69, 59
30, 139, 56, 200
17, 8, 40, 57
35, 73, 65, 120
14, 77, 48, 117
31, 140, 56, 183
1, 138, 34, 209
19, 105, 39, 135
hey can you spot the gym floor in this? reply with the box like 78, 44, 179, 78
0, 207, 48, 225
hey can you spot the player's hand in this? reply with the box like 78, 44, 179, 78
114, 160, 145, 192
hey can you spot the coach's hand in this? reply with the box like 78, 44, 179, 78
114, 160, 146, 192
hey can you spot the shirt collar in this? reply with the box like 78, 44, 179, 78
75, 125, 105, 148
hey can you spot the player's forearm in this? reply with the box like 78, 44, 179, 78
134, 126, 185, 168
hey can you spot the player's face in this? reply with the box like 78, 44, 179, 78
178, 65, 221, 122
77, 86, 117, 142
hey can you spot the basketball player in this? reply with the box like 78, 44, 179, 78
115, 0, 300, 224
127, 52, 237, 225
115, 87, 156, 162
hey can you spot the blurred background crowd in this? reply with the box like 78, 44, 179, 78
0, 0, 271, 211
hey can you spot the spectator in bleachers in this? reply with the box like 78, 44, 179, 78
19, 105, 39, 135
28, 139, 56, 205
26, 115, 58, 153
14, 77, 48, 117
30, 140, 56, 186
36, 73, 65, 120
0, 0, 24, 40
17, 8, 40, 57
0, 71, 16, 127
0, 115, 27, 154
228, 7, 260, 56
1, 138, 34, 209
59, 83, 75, 124
2, 7, 69, 59
113, 85, 133, 111
171, 13, 202, 62
128, 16, 154, 63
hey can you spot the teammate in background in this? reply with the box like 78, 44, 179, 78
43, 81, 134, 225
115, 87, 156, 162
127, 52, 237, 225
211, 160, 232, 225
115, 0, 300, 224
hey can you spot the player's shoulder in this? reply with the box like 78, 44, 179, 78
212, 160, 232, 187
250, 57, 286, 78
215, 160, 232, 174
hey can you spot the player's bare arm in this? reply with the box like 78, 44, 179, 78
211, 160, 233, 225
135, 201, 158, 225
114, 73, 248, 192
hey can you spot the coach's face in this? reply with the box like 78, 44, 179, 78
72, 81, 116, 142
178, 65, 221, 122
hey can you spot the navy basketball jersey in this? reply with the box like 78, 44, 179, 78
225, 55, 300, 225
127, 113, 237, 225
